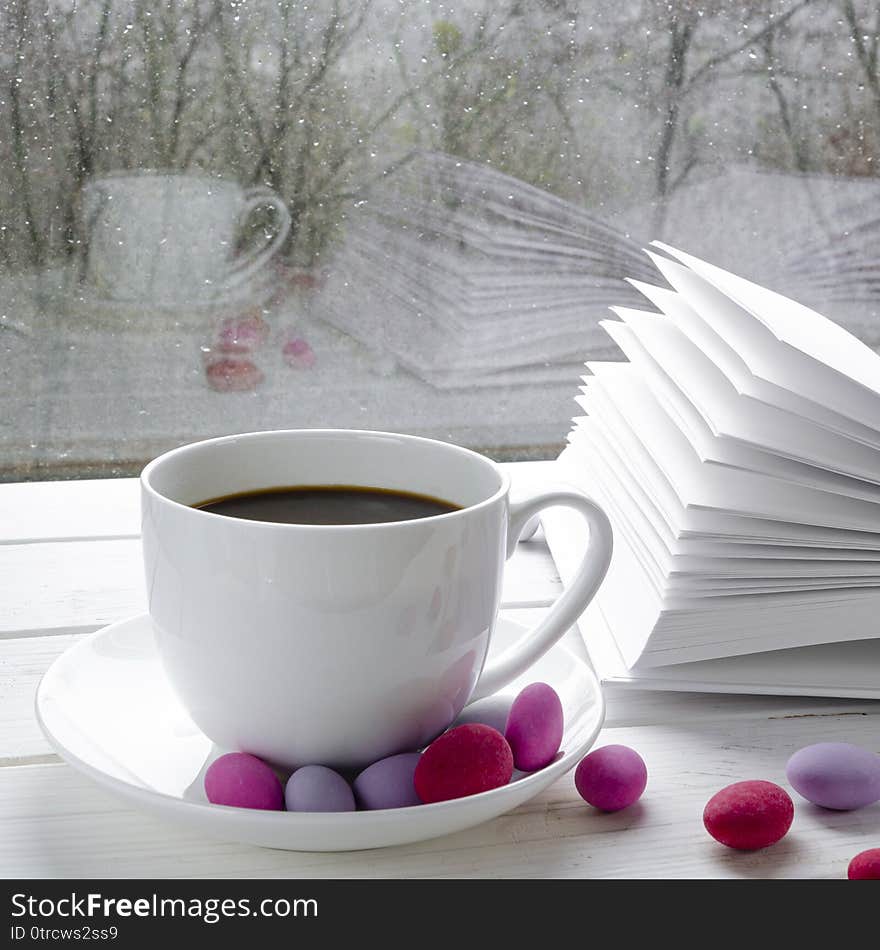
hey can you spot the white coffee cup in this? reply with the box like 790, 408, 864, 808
141, 429, 612, 770
81, 172, 291, 305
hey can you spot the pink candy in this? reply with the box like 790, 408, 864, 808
204, 753, 284, 810
216, 311, 270, 353
504, 682, 563, 772
575, 744, 647, 812
282, 336, 316, 369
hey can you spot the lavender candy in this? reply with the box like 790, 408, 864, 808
285, 765, 356, 812
354, 753, 422, 810
786, 742, 880, 811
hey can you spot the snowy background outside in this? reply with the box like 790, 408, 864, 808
1, 0, 879, 479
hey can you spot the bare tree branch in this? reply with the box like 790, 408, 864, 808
168, 2, 222, 162
842, 0, 880, 124
684, 0, 817, 93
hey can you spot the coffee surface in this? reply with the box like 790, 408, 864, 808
195, 485, 460, 525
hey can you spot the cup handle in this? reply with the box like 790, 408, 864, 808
225, 186, 292, 287
469, 488, 613, 702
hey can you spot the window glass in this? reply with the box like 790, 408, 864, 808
2, 0, 878, 479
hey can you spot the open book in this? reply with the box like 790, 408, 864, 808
543, 242, 880, 698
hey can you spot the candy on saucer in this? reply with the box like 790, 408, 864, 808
505, 682, 563, 772
285, 765, 356, 813
354, 753, 421, 810
204, 752, 284, 811
414, 724, 513, 804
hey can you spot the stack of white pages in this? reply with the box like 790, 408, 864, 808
315, 152, 653, 388
543, 242, 880, 699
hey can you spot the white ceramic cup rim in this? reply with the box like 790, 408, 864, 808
83, 169, 242, 189
140, 428, 511, 532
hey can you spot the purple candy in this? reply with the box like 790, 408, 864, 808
204, 752, 284, 810
354, 753, 422, 810
505, 682, 564, 772
786, 742, 880, 811
575, 745, 647, 812
285, 765, 356, 812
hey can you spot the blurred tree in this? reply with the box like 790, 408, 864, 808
842, 0, 880, 125
641, 0, 818, 233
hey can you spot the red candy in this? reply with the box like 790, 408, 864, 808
205, 357, 263, 392
848, 848, 880, 880
703, 780, 794, 851
414, 724, 513, 804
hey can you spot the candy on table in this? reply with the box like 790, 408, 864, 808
703, 780, 794, 851
216, 310, 270, 353
204, 752, 284, 811
285, 765, 356, 813
205, 357, 264, 392
575, 744, 647, 812
786, 742, 880, 811
847, 848, 880, 880
414, 724, 514, 804
354, 753, 422, 810
504, 682, 563, 772
282, 336, 316, 369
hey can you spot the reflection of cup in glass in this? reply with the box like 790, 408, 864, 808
80, 172, 291, 305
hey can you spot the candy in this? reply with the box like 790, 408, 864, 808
786, 742, 880, 811
282, 336, 316, 369
703, 780, 794, 851
574, 744, 647, 812
354, 753, 421, 810
285, 765, 356, 812
848, 848, 880, 880
216, 311, 270, 353
204, 752, 284, 810
414, 724, 513, 804
205, 357, 263, 392
505, 682, 563, 772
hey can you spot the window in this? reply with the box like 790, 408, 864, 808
2, 0, 878, 479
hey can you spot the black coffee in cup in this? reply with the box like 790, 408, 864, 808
195, 485, 460, 525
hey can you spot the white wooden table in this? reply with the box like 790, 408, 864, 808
2, 461, 879, 879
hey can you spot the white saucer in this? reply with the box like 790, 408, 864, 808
36, 614, 604, 852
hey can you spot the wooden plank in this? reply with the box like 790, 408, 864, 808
0, 633, 82, 761
0, 540, 146, 638
0, 478, 140, 543
0, 462, 557, 544
3, 714, 878, 879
